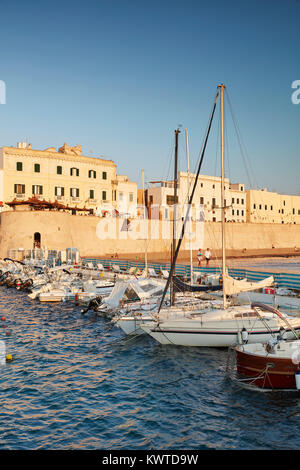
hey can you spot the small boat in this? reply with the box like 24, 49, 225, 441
173, 275, 222, 293
235, 336, 300, 390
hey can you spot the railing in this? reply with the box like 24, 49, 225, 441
81, 257, 300, 290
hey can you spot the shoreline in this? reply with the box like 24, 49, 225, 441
84, 249, 300, 274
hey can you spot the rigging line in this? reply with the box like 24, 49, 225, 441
225, 88, 257, 189
213, 112, 220, 182
224, 108, 231, 186
157, 89, 220, 315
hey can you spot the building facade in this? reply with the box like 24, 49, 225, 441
0, 142, 137, 215
246, 189, 300, 224
146, 172, 247, 223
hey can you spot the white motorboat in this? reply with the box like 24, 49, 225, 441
93, 277, 167, 318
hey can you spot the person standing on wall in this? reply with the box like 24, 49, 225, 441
205, 248, 211, 267
197, 248, 202, 267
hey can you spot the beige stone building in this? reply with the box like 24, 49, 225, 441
246, 189, 300, 224
0, 142, 137, 215
146, 172, 247, 223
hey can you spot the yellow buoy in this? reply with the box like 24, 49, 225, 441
6, 354, 13, 362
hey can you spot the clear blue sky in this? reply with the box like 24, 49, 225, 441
1, 0, 299, 194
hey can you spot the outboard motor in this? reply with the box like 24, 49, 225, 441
81, 296, 103, 314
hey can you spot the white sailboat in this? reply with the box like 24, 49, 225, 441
141, 84, 300, 347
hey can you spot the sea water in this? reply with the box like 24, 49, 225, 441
0, 286, 300, 450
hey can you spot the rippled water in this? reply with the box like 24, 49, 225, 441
1, 286, 300, 450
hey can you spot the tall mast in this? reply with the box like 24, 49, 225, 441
185, 128, 193, 285
171, 128, 180, 306
218, 84, 227, 309
142, 169, 148, 276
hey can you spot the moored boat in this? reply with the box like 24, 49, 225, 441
235, 338, 300, 390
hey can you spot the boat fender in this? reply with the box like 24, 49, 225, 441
278, 327, 287, 341
241, 327, 248, 344
295, 370, 300, 390
237, 330, 242, 345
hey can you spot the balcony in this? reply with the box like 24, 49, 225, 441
15, 193, 25, 199
71, 197, 80, 202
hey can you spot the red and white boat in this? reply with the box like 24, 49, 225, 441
235, 306, 300, 390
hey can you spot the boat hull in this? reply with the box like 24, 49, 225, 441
143, 324, 300, 348
236, 347, 300, 389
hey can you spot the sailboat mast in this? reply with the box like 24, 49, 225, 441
171, 128, 180, 306
142, 169, 148, 276
218, 84, 227, 309
185, 128, 193, 285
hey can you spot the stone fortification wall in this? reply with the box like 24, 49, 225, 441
0, 210, 299, 258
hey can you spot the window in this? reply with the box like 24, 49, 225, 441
166, 195, 178, 205
200, 183, 203, 187
34, 163, 40, 173
259, 204, 262, 210
14, 184, 25, 194
237, 198, 239, 204
212, 184, 215, 189
70, 188, 79, 197
232, 198, 235, 204
119, 192, 124, 202
88, 170, 96, 178
253, 204, 256, 209
164, 209, 168, 219
298, 210, 300, 215
102, 171, 107, 180
293, 208, 295, 215
212, 198, 216, 208
237, 210, 239, 216
129, 193, 134, 202
200, 197, 204, 205
90, 189, 95, 199
70, 167, 79, 176
270, 205, 273, 210
241, 199, 244, 204
57, 166, 62, 175
283, 200, 286, 206
16, 162, 23, 171
55, 187, 64, 197
102, 190, 107, 201
32, 185, 43, 195
265, 205, 267, 210
112, 190, 116, 201
232, 209, 234, 215
241, 210, 244, 216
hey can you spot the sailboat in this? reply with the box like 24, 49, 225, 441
141, 84, 300, 347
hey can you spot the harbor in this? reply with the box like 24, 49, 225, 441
1, 0, 300, 457
1, 258, 300, 450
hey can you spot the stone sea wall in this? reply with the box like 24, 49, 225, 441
0, 210, 299, 258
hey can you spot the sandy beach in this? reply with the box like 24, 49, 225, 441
97, 248, 300, 273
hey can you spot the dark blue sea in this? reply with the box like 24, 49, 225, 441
0, 285, 300, 450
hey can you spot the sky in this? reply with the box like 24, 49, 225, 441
0, 0, 299, 194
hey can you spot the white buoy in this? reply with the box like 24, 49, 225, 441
242, 328, 248, 343
295, 370, 300, 390
237, 330, 242, 345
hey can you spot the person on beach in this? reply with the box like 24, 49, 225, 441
197, 248, 202, 267
205, 248, 211, 266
